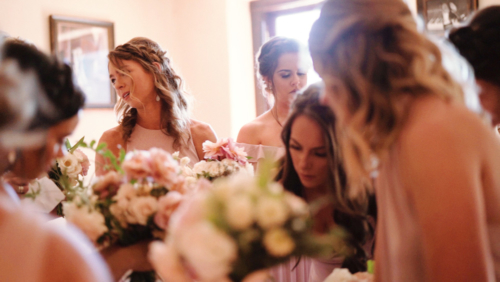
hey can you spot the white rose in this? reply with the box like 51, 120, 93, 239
193, 160, 208, 175
57, 153, 82, 178
180, 157, 191, 167
172, 151, 180, 160
255, 196, 288, 229
263, 228, 295, 257
126, 196, 158, 225
63, 203, 107, 243
207, 162, 223, 177
178, 221, 237, 281
225, 194, 254, 230
244, 163, 255, 176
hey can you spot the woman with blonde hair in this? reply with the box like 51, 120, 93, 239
97, 37, 216, 175
237, 36, 310, 169
309, 0, 500, 281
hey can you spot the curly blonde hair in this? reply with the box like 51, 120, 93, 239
109, 37, 192, 150
309, 0, 464, 197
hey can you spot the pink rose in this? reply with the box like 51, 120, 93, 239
154, 191, 184, 229
149, 148, 179, 188
93, 171, 123, 199
202, 139, 228, 160
122, 150, 152, 180
149, 241, 192, 282
73, 149, 90, 176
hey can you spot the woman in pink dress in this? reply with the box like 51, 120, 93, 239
0, 40, 112, 282
97, 37, 217, 175
309, 0, 500, 281
277, 83, 375, 282
237, 37, 311, 171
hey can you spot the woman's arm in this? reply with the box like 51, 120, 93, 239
190, 120, 217, 160
95, 126, 125, 177
400, 110, 493, 281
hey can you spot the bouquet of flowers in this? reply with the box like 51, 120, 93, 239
189, 138, 253, 181
63, 145, 207, 282
149, 163, 339, 282
41, 137, 90, 215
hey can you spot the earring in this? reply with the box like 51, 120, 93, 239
7, 150, 16, 164
156, 95, 160, 102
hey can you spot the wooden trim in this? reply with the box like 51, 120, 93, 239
249, 0, 324, 116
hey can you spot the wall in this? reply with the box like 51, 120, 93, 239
0, 0, 256, 143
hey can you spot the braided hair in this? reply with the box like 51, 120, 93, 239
109, 37, 191, 149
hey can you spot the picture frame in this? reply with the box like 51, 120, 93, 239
50, 15, 115, 108
417, 0, 478, 36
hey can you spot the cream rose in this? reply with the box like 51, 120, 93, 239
255, 196, 289, 229
225, 194, 254, 230
149, 148, 179, 188
178, 221, 237, 281
63, 203, 107, 243
73, 149, 90, 176
126, 196, 158, 225
57, 153, 82, 179
262, 228, 295, 257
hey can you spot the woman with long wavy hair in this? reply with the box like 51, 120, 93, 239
96, 37, 216, 175
309, 0, 500, 281
275, 83, 375, 282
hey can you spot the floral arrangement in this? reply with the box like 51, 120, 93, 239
63, 144, 208, 282
149, 164, 338, 282
189, 138, 253, 181
45, 137, 90, 215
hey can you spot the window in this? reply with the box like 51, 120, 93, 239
250, 0, 324, 115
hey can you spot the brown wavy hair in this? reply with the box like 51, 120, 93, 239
309, 0, 464, 197
109, 37, 191, 149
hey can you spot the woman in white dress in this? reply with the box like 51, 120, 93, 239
278, 83, 375, 282
237, 36, 311, 170
0, 39, 112, 282
97, 37, 217, 175
310, 0, 500, 281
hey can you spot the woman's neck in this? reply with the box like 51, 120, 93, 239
271, 101, 291, 125
135, 100, 163, 130
303, 184, 330, 203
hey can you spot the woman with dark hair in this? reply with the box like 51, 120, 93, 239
97, 37, 216, 175
309, 0, 500, 280
275, 83, 374, 282
449, 5, 500, 127
0, 40, 112, 281
237, 36, 311, 169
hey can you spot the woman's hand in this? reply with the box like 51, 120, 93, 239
100, 240, 154, 281
2, 171, 30, 195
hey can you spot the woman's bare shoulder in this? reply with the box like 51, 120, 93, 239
99, 126, 125, 152
190, 119, 217, 142
236, 113, 271, 144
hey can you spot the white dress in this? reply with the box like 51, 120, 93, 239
0, 184, 112, 282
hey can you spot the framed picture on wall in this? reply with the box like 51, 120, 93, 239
50, 15, 115, 108
418, 0, 478, 35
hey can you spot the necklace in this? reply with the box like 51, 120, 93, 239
271, 107, 283, 127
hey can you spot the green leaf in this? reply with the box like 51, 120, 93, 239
90, 140, 96, 149
69, 136, 85, 153
96, 142, 107, 151
65, 139, 72, 151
